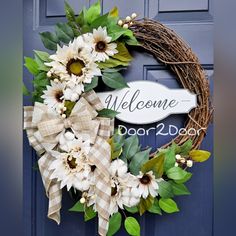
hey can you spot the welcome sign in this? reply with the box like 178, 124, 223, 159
98, 81, 197, 124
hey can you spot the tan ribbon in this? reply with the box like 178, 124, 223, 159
24, 90, 114, 236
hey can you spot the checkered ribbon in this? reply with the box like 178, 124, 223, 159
24, 90, 114, 236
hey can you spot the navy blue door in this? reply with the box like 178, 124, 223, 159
23, 0, 213, 235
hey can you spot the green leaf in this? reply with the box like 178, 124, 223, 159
174, 172, 192, 184
148, 198, 162, 215
107, 212, 122, 236
85, 1, 101, 24
189, 150, 211, 162
34, 54, 50, 72
23, 83, 30, 96
129, 148, 151, 175
180, 139, 193, 155
169, 181, 191, 196
65, 1, 76, 23
55, 23, 74, 44
109, 6, 119, 18
69, 201, 84, 212
159, 198, 179, 214
64, 100, 76, 117
24, 57, 39, 75
102, 72, 129, 89
97, 108, 119, 119
158, 181, 174, 199
125, 206, 139, 214
112, 42, 132, 62
138, 195, 154, 216
98, 58, 129, 69
113, 130, 125, 146
125, 36, 140, 46
84, 76, 98, 92
141, 154, 164, 178
40, 32, 59, 51
164, 147, 176, 171
123, 135, 139, 160
90, 13, 109, 29
124, 217, 140, 236
166, 167, 192, 183
108, 24, 130, 41
33, 72, 49, 87
84, 206, 97, 221
108, 137, 123, 160
34, 50, 50, 62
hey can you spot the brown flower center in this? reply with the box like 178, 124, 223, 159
111, 185, 118, 196
67, 156, 77, 169
95, 41, 107, 52
67, 59, 85, 76
140, 174, 151, 185
91, 165, 96, 172
55, 90, 64, 103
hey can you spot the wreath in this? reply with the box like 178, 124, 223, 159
23, 1, 212, 236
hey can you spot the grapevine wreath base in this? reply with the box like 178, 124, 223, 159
23, 1, 212, 236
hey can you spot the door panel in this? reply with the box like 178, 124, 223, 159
23, 0, 213, 235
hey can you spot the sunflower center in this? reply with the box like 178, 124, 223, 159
95, 41, 107, 52
91, 165, 96, 172
111, 184, 118, 196
140, 174, 151, 185
67, 59, 85, 76
67, 155, 77, 169
55, 90, 64, 103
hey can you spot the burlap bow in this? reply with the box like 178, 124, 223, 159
24, 90, 114, 236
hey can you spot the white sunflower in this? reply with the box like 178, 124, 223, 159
85, 26, 118, 62
45, 36, 101, 100
41, 81, 65, 112
136, 171, 160, 199
49, 137, 93, 191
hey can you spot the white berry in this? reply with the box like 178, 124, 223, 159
63, 107, 67, 111
175, 162, 179, 167
59, 103, 64, 109
175, 154, 181, 160
61, 114, 66, 119
126, 16, 131, 22
187, 160, 193, 168
54, 78, 59, 83
118, 20, 123, 26
123, 24, 129, 29
180, 158, 186, 164
131, 13, 137, 19
47, 71, 52, 77
80, 197, 86, 204
65, 131, 75, 141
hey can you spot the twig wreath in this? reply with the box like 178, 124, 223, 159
23, 1, 212, 236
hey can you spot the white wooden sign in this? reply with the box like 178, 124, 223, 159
97, 81, 197, 124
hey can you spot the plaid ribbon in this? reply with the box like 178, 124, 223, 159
24, 90, 114, 236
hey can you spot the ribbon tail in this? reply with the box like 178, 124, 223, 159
89, 136, 111, 236
38, 153, 62, 225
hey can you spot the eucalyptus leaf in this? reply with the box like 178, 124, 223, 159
97, 108, 119, 119
159, 198, 179, 214
166, 167, 192, 182
189, 150, 211, 162
84, 77, 98, 92
129, 148, 151, 176
55, 23, 74, 44
124, 217, 141, 236
125, 206, 139, 214
107, 212, 122, 236
40, 32, 59, 51
123, 135, 139, 160
148, 198, 162, 215
169, 181, 191, 196
138, 195, 154, 216
112, 42, 133, 62
158, 180, 174, 199
102, 72, 129, 89
164, 147, 176, 171
141, 154, 164, 178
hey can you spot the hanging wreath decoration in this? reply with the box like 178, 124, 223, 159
23, 1, 212, 236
